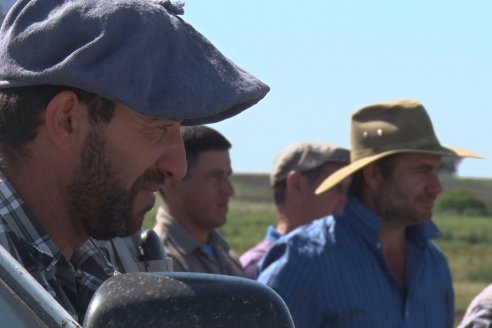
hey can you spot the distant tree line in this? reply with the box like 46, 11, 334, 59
441, 157, 461, 176
437, 189, 489, 216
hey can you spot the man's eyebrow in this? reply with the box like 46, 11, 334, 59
209, 168, 232, 176
139, 117, 183, 129
416, 162, 443, 170
144, 117, 181, 123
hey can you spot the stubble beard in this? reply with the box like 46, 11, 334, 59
67, 128, 159, 240
377, 179, 433, 227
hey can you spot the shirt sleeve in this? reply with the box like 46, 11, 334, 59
258, 237, 323, 328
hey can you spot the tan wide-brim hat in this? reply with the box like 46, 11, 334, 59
315, 99, 482, 195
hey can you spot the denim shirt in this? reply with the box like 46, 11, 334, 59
258, 194, 454, 328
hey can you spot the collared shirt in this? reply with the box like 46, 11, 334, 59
94, 232, 173, 273
258, 194, 455, 328
153, 207, 245, 276
240, 225, 282, 279
0, 172, 114, 323
458, 284, 492, 327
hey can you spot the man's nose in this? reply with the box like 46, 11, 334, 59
156, 132, 187, 182
427, 173, 443, 195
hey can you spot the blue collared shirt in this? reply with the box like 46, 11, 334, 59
265, 225, 283, 241
258, 194, 454, 328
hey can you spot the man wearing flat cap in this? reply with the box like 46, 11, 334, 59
0, 0, 268, 322
240, 142, 350, 279
258, 100, 481, 328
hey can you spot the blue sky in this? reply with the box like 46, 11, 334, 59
184, 0, 491, 178
1, 0, 490, 178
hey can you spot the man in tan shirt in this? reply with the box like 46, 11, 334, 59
153, 125, 244, 276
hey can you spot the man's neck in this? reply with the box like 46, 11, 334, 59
276, 207, 307, 234
2, 164, 85, 259
276, 215, 289, 235
163, 207, 210, 244
379, 223, 407, 288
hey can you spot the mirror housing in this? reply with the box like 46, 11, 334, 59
84, 272, 293, 328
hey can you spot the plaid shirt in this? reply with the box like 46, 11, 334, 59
0, 172, 115, 323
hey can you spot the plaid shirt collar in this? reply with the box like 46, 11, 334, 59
0, 171, 62, 268
0, 171, 115, 323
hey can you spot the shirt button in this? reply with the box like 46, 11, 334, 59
376, 243, 382, 249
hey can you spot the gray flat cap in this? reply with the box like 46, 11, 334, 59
270, 142, 350, 187
0, 0, 269, 125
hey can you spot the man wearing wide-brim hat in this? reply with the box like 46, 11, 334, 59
258, 99, 482, 328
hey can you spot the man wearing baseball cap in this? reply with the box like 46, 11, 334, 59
0, 0, 268, 322
258, 100, 481, 327
240, 142, 350, 279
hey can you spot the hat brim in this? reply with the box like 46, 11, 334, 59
315, 146, 483, 195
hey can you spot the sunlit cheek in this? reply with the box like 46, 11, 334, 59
426, 179, 443, 195
216, 179, 231, 196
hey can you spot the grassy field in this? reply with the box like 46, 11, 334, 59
144, 173, 492, 326
433, 215, 492, 323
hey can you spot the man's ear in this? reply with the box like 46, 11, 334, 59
362, 162, 382, 193
44, 91, 84, 150
286, 170, 302, 193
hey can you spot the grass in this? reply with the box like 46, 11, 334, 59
220, 200, 276, 254
433, 215, 492, 323
143, 173, 492, 326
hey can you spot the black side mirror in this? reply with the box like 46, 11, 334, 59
138, 229, 167, 262
83, 272, 294, 328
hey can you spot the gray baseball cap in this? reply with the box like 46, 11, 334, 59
0, 0, 269, 125
270, 142, 350, 187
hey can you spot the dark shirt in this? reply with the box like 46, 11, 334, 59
0, 172, 114, 322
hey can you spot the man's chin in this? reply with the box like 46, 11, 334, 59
88, 230, 119, 241
87, 216, 144, 240
212, 216, 228, 229
137, 189, 157, 209
125, 213, 147, 236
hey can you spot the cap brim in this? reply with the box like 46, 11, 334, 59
315, 146, 483, 195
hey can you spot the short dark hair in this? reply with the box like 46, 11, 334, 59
349, 155, 395, 198
181, 125, 232, 177
0, 85, 115, 161
272, 163, 329, 207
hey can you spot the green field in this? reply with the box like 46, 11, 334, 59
144, 173, 492, 326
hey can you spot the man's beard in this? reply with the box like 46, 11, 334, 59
377, 178, 433, 226
68, 128, 164, 240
